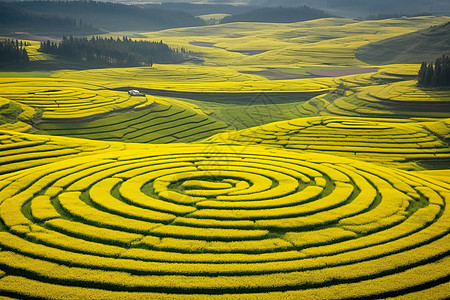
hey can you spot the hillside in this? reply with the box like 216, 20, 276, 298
0, 2, 100, 35
221, 6, 332, 23
250, 0, 450, 17
10, 0, 205, 32
355, 21, 450, 64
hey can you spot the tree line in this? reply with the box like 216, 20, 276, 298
39, 36, 199, 66
0, 39, 29, 65
418, 55, 450, 87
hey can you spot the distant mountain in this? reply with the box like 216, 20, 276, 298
249, 0, 450, 17
0, 2, 101, 35
220, 6, 332, 23
355, 21, 450, 65
10, 1, 205, 32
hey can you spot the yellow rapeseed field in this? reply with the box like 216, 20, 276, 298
0, 131, 449, 298
0, 15, 449, 299
205, 116, 450, 170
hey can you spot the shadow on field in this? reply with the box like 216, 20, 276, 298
115, 87, 322, 105
0, 59, 132, 73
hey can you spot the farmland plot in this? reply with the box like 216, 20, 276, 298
0, 134, 448, 299
205, 116, 450, 170
0, 78, 228, 143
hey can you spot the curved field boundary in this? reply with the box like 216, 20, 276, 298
0, 139, 448, 298
323, 81, 450, 119
0, 78, 147, 121
360, 80, 450, 104
37, 97, 228, 144
288, 66, 450, 120
0, 78, 229, 143
205, 116, 450, 170
52, 66, 336, 93
0, 130, 124, 174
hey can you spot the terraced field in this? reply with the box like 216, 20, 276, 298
0, 78, 146, 120
205, 117, 450, 170
284, 65, 450, 120
323, 81, 450, 119
44, 63, 450, 133
0, 78, 228, 143
0, 132, 449, 299
38, 96, 228, 143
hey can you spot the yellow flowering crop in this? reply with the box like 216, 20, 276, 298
0, 138, 448, 298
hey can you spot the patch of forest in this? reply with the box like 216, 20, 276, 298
355, 21, 450, 64
418, 55, 450, 87
0, 39, 29, 65
39, 36, 202, 66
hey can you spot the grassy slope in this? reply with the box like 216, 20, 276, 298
355, 21, 450, 64
139, 16, 450, 69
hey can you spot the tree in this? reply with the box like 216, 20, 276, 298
418, 61, 427, 86
0, 39, 29, 65
418, 55, 450, 87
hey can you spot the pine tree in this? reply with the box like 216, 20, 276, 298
418, 55, 450, 87
418, 61, 427, 86
0, 39, 30, 65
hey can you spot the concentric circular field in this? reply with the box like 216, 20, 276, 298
0, 144, 449, 299
205, 116, 450, 169
325, 82, 450, 119
0, 78, 151, 120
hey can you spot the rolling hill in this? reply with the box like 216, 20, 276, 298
221, 6, 332, 23
355, 21, 450, 64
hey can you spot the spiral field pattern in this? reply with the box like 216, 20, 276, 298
0, 143, 449, 299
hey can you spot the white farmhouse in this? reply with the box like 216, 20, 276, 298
128, 89, 145, 96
